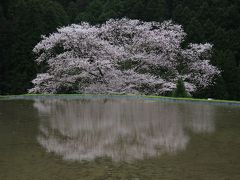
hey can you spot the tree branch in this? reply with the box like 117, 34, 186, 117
134, 62, 146, 71
97, 67, 104, 77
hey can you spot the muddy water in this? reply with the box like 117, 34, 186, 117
0, 96, 239, 179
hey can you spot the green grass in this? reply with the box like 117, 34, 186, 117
0, 93, 240, 104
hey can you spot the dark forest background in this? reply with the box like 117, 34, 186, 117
0, 0, 239, 100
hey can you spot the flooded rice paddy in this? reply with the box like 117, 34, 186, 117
0, 96, 240, 179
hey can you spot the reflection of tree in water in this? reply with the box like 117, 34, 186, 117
34, 98, 216, 161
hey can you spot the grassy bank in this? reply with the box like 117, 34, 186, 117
0, 93, 240, 105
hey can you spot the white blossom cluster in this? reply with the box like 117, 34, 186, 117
29, 18, 220, 94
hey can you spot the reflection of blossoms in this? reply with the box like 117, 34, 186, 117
35, 98, 216, 161
184, 104, 215, 133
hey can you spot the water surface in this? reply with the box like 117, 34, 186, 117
0, 96, 240, 179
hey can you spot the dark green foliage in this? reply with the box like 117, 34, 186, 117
0, 4, 9, 94
172, 79, 189, 98
0, 0, 69, 94
0, 0, 240, 100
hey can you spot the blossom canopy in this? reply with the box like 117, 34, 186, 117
29, 18, 220, 95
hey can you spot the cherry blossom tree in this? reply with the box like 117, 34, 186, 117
29, 18, 220, 95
